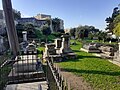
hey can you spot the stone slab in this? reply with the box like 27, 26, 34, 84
6, 81, 48, 90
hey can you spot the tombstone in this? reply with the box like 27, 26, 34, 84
26, 43, 37, 52
22, 31, 27, 41
99, 45, 115, 59
55, 38, 62, 54
82, 43, 101, 53
43, 43, 62, 62
44, 43, 56, 57
14, 56, 37, 73
41, 42, 45, 47
20, 31, 29, 52
55, 38, 62, 49
60, 35, 72, 54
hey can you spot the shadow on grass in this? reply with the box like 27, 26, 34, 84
59, 55, 100, 63
77, 55, 100, 59
73, 50, 81, 53
62, 68, 120, 76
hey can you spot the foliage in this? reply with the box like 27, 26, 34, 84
113, 22, 120, 36
52, 18, 61, 32
41, 25, 51, 43
12, 9, 21, 19
58, 40, 120, 90
41, 25, 51, 36
112, 14, 120, 37
105, 5, 120, 36
69, 28, 76, 38
75, 25, 99, 39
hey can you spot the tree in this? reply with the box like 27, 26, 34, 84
12, 9, 21, 20
16, 24, 24, 38
24, 24, 36, 38
52, 18, 60, 32
113, 14, 120, 37
105, 6, 120, 33
41, 25, 51, 43
69, 28, 76, 38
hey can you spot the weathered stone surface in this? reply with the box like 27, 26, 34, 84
6, 81, 48, 90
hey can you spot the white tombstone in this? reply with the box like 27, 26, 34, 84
22, 31, 27, 41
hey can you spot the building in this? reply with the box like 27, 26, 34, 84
17, 17, 47, 27
34, 14, 53, 32
17, 17, 37, 26
34, 14, 51, 20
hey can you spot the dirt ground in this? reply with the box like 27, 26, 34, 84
60, 70, 93, 90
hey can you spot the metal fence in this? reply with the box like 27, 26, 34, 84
46, 57, 70, 90
0, 51, 46, 90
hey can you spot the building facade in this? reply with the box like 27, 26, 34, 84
34, 14, 51, 20
17, 17, 47, 27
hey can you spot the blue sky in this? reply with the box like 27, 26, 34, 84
0, 0, 120, 30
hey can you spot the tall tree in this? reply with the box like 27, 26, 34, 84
105, 6, 120, 34
52, 18, 60, 32
41, 25, 51, 43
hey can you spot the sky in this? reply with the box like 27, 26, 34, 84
0, 0, 120, 30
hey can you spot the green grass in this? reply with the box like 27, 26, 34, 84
84, 39, 118, 45
58, 40, 120, 90
37, 46, 45, 57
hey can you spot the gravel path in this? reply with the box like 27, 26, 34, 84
60, 70, 93, 90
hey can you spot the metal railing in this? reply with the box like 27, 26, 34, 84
0, 51, 46, 90
46, 57, 70, 90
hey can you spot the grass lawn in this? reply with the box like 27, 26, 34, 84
37, 46, 45, 57
58, 40, 120, 90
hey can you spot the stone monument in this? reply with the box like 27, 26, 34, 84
60, 35, 72, 54
22, 31, 27, 41
55, 38, 62, 54
20, 31, 29, 52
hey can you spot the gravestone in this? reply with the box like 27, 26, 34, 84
20, 31, 29, 52
55, 38, 62, 54
60, 35, 76, 59
82, 43, 101, 53
14, 55, 37, 73
43, 43, 62, 62
22, 31, 27, 41
99, 45, 115, 59
55, 38, 62, 49
26, 43, 37, 52
44, 43, 56, 57
60, 35, 72, 54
